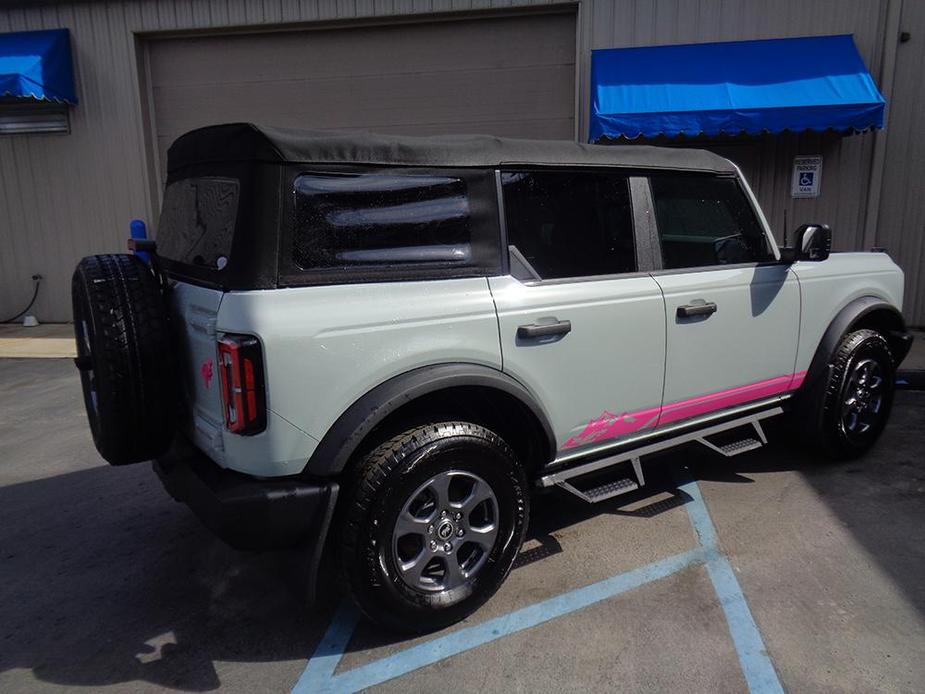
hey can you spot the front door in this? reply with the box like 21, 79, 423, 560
489, 169, 666, 457
647, 173, 800, 426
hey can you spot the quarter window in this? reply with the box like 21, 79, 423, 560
650, 175, 772, 269
293, 172, 476, 271
501, 171, 636, 280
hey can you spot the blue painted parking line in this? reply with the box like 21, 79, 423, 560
293, 473, 783, 694
295, 548, 706, 694
292, 601, 361, 693
677, 475, 784, 694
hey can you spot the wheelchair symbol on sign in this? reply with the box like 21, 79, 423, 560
800, 172, 815, 187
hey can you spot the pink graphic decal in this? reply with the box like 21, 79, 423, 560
563, 406, 660, 449
562, 371, 805, 451
200, 359, 214, 389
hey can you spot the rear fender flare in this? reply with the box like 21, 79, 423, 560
304, 363, 557, 477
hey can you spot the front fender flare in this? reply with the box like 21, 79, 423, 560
803, 296, 908, 393
304, 363, 557, 477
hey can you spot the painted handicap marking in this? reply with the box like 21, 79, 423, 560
292, 601, 361, 692
293, 472, 784, 694
294, 548, 706, 693
676, 474, 784, 694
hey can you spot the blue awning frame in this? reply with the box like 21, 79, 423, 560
590, 35, 885, 142
0, 28, 78, 105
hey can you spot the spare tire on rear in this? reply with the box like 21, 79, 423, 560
71, 254, 177, 465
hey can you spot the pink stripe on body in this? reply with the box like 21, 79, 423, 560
562, 371, 806, 451
657, 374, 794, 426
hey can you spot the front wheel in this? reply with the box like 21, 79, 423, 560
338, 422, 528, 634
807, 329, 895, 459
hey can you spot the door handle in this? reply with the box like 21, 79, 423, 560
677, 302, 717, 318
517, 319, 572, 339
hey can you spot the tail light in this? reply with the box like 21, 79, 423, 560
217, 334, 266, 435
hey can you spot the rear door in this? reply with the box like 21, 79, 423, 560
489, 169, 666, 457
647, 173, 800, 426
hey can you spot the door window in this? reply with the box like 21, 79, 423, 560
650, 175, 772, 269
500, 171, 636, 280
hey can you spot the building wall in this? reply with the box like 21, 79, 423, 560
873, 0, 925, 327
1, 0, 921, 325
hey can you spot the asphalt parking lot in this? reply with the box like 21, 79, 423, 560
1, 357, 924, 693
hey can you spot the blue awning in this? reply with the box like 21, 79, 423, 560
0, 28, 77, 105
590, 35, 884, 141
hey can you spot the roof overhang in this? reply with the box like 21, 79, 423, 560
590, 35, 885, 141
0, 28, 77, 105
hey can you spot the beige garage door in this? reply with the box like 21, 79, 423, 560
146, 11, 577, 175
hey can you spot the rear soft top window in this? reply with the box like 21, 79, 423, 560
157, 177, 240, 270
293, 172, 471, 269
286, 169, 501, 284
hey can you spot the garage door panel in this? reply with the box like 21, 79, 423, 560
385, 118, 575, 139
149, 15, 576, 87
152, 63, 575, 135
147, 12, 576, 174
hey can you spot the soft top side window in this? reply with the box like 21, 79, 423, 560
649, 175, 773, 270
289, 169, 500, 282
501, 170, 636, 281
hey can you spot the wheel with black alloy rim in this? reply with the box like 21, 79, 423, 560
815, 328, 895, 458
840, 357, 887, 442
338, 422, 528, 634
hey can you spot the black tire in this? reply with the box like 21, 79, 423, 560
802, 329, 895, 459
71, 254, 177, 465
338, 422, 528, 634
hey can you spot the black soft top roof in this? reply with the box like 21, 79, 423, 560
167, 122, 737, 175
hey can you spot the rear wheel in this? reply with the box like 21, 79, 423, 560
804, 329, 895, 459
338, 422, 528, 633
71, 254, 177, 465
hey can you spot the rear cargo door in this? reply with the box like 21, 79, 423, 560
154, 172, 244, 463
169, 282, 226, 463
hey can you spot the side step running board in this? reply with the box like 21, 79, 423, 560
541, 408, 781, 503
696, 419, 768, 458
555, 457, 645, 504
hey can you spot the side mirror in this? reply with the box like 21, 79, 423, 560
781, 223, 831, 262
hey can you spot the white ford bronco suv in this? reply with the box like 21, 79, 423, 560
72, 123, 913, 633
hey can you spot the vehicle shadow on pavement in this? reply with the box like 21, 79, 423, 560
684, 391, 925, 625
3, 390, 921, 690
0, 463, 332, 692
289, 391, 925, 660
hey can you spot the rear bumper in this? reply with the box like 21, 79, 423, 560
153, 436, 338, 552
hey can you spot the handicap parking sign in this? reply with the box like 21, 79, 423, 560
792, 156, 822, 198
